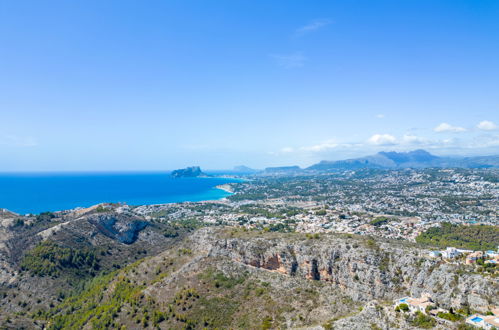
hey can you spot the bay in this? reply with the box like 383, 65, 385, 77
0, 172, 239, 214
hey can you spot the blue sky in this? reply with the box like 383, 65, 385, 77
1, 0, 498, 171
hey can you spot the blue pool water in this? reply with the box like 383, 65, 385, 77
0, 172, 240, 214
471, 316, 483, 322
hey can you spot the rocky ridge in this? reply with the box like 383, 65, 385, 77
196, 228, 498, 311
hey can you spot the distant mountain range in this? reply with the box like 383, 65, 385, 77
233, 165, 259, 173
307, 149, 499, 171
176, 150, 499, 177
264, 166, 301, 174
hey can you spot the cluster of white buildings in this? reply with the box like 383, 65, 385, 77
429, 247, 471, 259
429, 246, 499, 265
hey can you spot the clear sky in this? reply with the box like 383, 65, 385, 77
1, 0, 498, 171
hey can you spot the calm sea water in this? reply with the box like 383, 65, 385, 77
0, 172, 240, 215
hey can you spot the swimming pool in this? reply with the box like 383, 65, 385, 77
471, 316, 483, 322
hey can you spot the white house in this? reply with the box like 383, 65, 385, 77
441, 247, 460, 259
394, 293, 433, 314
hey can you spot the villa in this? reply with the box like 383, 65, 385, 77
441, 247, 460, 259
466, 308, 499, 329
466, 314, 499, 329
466, 251, 484, 264
394, 293, 433, 314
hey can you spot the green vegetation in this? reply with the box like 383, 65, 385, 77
409, 311, 436, 328
237, 205, 285, 219
12, 218, 25, 227
266, 221, 295, 233
177, 248, 192, 256
370, 216, 389, 227
42, 272, 147, 329
425, 305, 435, 314
95, 205, 111, 213
163, 219, 205, 237
416, 223, 499, 250
261, 316, 273, 329
200, 269, 247, 289
395, 303, 409, 312
49, 266, 234, 329
36, 212, 56, 222
20, 241, 99, 277
315, 209, 327, 216
437, 311, 463, 322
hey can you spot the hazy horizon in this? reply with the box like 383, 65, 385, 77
1, 1, 498, 171
0, 148, 498, 173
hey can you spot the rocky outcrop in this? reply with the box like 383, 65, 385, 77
86, 214, 148, 244
194, 229, 498, 312
170, 166, 207, 178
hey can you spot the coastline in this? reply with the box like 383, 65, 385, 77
215, 183, 235, 194
0, 173, 242, 214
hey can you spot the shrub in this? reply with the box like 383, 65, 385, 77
425, 305, 435, 314
315, 210, 327, 216
370, 217, 389, 226
437, 312, 463, 322
12, 218, 25, 227
410, 311, 436, 328
261, 316, 273, 329
398, 303, 409, 312
36, 212, 56, 223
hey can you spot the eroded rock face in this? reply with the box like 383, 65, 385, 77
194, 229, 498, 311
86, 214, 148, 244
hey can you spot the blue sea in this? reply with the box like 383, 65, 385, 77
0, 172, 240, 215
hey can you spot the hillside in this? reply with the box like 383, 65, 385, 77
0, 206, 195, 326
1, 216, 498, 329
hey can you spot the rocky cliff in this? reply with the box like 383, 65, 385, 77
197, 229, 498, 311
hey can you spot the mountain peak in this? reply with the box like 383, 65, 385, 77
377, 149, 438, 164
233, 165, 259, 173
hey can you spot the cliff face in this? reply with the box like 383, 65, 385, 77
86, 214, 148, 244
198, 229, 498, 311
